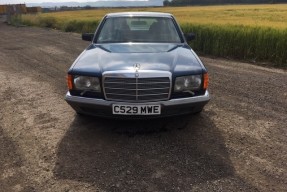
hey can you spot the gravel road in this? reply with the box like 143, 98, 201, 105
0, 22, 286, 192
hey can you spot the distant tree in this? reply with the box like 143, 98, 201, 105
163, 0, 170, 6
166, 0, 281, 6
84, 5, 92, 10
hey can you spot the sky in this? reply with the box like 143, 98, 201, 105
0, 0, 121, 4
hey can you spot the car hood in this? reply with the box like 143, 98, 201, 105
70, 43, 204, 76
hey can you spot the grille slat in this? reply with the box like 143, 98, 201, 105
104, 76, 170, 102
106, 93, 137, 96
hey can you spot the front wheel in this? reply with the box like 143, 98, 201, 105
193, 108, 203, 115
76, 111, 85, 116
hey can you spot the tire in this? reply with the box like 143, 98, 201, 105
76, 111, 85, 116
193, 109, 203, 115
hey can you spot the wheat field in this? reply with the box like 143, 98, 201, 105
20, 4, 287, 66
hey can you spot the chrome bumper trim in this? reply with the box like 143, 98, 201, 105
65, 90, 210, 107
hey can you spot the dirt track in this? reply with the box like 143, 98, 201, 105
0, 22, 286, 192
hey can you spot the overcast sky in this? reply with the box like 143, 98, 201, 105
0, 0, 124, 4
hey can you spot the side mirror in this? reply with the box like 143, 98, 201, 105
82, 33, 94, 41
184, 33, 196, 41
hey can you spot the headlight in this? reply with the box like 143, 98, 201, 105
74, 76, 101, 92
174, 75, 202, 92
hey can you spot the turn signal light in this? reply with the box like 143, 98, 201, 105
203, 73, 209, 89
67, 75, 73, 90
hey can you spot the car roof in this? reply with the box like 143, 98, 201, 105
106, 12, 173, 18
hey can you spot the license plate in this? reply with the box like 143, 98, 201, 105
112, 104, 161, 115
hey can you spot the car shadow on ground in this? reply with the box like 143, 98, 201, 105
53, 112, 241, 191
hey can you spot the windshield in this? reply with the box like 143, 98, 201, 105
96, 17, 182, 43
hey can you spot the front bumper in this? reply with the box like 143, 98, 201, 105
65, 91, 210, 118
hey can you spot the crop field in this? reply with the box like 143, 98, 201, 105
20, 4, 287, 67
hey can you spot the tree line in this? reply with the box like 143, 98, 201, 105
163, 0, 287, 6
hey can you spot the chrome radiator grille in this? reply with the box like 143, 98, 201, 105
103, 76, 171, 102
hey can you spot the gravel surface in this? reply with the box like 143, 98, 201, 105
0, 22, 286, 192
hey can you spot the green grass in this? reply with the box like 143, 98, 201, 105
19, 15, 99, 33
182, 24, 287, 66
18, 5, 287, 67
